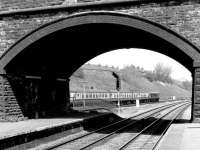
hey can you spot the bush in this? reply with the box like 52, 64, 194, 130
144, 71, 155, 82
153, 63, 173, 83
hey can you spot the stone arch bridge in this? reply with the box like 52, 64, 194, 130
0, 0, 200, 122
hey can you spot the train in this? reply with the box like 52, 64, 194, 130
70, 91, 160, 106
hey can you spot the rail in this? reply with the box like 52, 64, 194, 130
151, 104, 190, 150
118, 103, 189, 150
41, 101, 187, 150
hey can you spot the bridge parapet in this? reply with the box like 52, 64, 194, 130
0, 0, 180, 13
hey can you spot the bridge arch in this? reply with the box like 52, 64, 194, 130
1, 11, 200, 73
0, 11, 199, 120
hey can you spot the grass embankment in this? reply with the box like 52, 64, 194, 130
70, 64, 191, 100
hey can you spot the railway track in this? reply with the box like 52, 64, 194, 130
39, 101, 189, 150
116, 103, 189, 150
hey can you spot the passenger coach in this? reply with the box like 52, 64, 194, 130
70, 91, 159, 106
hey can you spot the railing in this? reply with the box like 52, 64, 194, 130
71, 98, 118, 110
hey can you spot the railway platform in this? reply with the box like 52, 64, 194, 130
0, 109, 116, 149
156, 106, 200, 150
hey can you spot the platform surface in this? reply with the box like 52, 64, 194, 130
0, 109, 110, 141
156, 106, 200, 150
0, 118, 84, 140
157, 123, 200, 150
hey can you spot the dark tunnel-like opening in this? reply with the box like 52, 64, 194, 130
2, 20, 194, 119
5, 23, 193, 76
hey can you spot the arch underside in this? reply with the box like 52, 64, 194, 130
0, 12, 198, 120
0, 12, 199, 77
3, 23, 195, 77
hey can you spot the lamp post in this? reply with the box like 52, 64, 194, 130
117, 90, 120, 108
83, 84, 86, 108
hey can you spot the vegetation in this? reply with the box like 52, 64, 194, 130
70, 63, 192, 100
153, 63, 173, 83
144, 63, 173, 84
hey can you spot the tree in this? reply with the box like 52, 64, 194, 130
153, 63, 172, 83
144, 71, 155, 82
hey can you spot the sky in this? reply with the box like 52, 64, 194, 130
87, 48, 192, 81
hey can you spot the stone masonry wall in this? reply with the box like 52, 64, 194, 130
194, 68, 200, 122
0, 75, 25, 121
0, 0, 65, 12
0, 0, 87, 12
0, 1, 200, 55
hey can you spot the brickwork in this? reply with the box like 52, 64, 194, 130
0, 12, 70, 55
117, 2, 200, 48
0, 1, 200, 56
0, 75, 25, 121
194, 68, 200, 121
0, 0, 65, 12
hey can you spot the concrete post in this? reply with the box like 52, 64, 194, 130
136, 99, 140, 107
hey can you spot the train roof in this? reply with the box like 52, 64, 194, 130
70, 90, 159, 93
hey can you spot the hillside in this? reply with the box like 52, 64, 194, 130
70, 64, 191, 100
